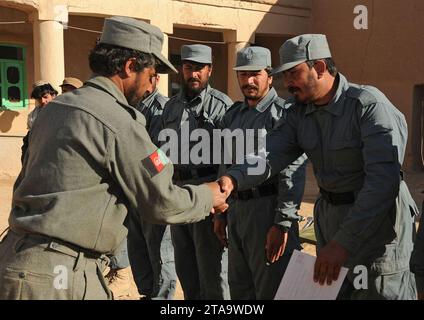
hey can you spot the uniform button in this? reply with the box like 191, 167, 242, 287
18, 272, 25, 279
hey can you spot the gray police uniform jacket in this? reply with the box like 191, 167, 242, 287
161, 84, 232, 181
9, 76, 213, 254
220, 87, 307, 228
411, 211, 424, 292
227, 73, 418, 274
137, 89, 168, 146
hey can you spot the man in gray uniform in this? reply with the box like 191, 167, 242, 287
127, 74, 177, 299
411, 210, 424, 299
137, 74, 169, 145
213, 46, 307, 299
161, 44, 232, 299
219, 34, 418, 299
0, 16, 228, 300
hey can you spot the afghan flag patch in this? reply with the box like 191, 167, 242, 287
142, 148, 170, 177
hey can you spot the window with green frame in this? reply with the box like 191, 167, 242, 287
0, 44, 27, 109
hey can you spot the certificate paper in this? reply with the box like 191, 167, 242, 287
274, 250, 348, 300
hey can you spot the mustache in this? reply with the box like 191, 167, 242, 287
188, 78, 201, 83
242, 85, 258, 90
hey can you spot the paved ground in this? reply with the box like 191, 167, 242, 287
1, 163, 422, 299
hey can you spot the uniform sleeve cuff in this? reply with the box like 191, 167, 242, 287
197, 184, 214, 214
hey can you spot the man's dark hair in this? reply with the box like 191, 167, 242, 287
265, 67, 273, 75
31, 84, 58, 99
306, 58, 337, 76
89, 43, 158, 77
182, 60, 212, 69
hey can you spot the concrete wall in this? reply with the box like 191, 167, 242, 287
0, 0, 312, 178
3, 0, 420, 177
169, 27, 228, 96
255, 34, 293, 99
311, 0, 424, 168
0, 137, 22, 179
0, 6, 35, 130
64, 15, 103, 83
0, 6, 32, 178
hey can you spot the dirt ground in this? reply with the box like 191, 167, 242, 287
0, 163, 423, 300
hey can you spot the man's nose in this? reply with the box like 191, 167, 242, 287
190, 70, 200, 78
247, 76, 255, 85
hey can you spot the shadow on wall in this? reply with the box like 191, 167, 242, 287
0, 109, 20, 132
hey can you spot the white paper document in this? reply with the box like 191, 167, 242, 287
274, 250, 348, 300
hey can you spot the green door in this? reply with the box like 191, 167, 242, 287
1, 60, 26, 108
0, 44, 27, 109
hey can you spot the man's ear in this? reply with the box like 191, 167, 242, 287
314, 60, 326, 79
123, 58, 136, 77
268, 75, 273, 87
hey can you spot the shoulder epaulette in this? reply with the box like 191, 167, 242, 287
346, 84, 379, 106
209, 88, 233, 106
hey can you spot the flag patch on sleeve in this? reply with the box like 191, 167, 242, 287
142, 148, 170, 177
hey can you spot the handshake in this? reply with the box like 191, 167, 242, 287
205, 176, 236, 214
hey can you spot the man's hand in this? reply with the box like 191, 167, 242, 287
205, 182, 229, 214
213, 218, 228, 248
265, 225, 288, 264
217, 175, 236, 197
314, 240, 349, 286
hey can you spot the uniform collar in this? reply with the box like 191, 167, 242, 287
305, 73, 349, 116
86, 75, 129, 107
141, 88, 160, 109
86, 75, 142, 121
178, 84, 210, 115
240, 87, 278, 113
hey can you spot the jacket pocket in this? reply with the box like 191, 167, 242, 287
0, 267, 57, 300
329, 138, 363, 171
369, 243, 409, 275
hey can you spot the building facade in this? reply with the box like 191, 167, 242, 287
0, 0, 423, 178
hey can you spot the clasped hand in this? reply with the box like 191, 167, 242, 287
204, 175, 235, 214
